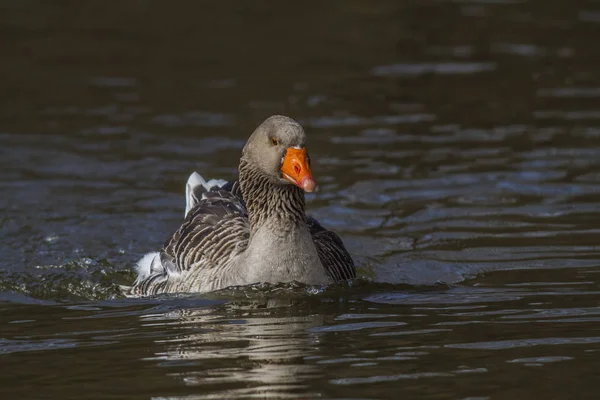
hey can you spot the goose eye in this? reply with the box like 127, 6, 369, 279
271, 137, 278, 146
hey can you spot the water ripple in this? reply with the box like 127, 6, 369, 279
371, 62, 497, 76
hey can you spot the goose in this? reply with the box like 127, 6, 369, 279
125, 115, 355, 296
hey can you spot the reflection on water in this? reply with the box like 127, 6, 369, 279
145, 300, 323, 397
2, 269, 600, 398
2, 0, 600, 398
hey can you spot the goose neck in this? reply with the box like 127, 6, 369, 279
239, 158, 306, 231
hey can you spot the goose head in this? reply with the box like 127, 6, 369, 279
242, 115, 316, 193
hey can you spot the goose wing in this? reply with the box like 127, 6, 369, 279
306, 216, 356, 281
163, 183, 249, 274
128, 176, 249, 296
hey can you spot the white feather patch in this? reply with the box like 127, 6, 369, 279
204, 178, 228, 191
135, 251, 160, 280
185, 172, 228, 217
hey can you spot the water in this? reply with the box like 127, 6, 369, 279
2, 1, 600, 398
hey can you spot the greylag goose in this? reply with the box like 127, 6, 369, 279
126, 115, 355, 296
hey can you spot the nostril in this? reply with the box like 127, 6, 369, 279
293, 164, 301, 175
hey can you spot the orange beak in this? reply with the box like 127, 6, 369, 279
280, 147, 316, 193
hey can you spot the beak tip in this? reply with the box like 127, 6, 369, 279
302, 177, 316, 193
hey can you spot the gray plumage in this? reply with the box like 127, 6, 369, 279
125, 115, 355, 296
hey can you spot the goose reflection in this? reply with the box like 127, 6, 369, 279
141, 298, 324, 396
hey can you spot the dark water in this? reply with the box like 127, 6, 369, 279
2, 1, 600, 398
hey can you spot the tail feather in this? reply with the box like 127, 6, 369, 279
122, 252, 166, 297
135, 251, 162, 281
